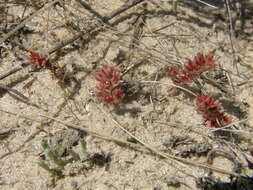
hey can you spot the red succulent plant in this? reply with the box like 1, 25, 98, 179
165, 67, 192, 86
28, 51, 48, 67
195, 94, 232, 128
165, 52, 215, 85
95, 65, 125, 104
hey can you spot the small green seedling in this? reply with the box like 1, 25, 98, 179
172, 0, 178, 13
38, 137, 90, 176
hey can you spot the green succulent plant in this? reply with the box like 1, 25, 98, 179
37, 137, 89, 176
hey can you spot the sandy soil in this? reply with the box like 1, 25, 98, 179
0, 0, 253, 189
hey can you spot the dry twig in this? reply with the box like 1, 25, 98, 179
0, 108, 240, 177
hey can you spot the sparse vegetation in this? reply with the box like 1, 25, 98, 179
0, 0, 253, 189
28, 51, 48, 67
95, 65, 125, 104
165, 52, 215, 86
195, 94, 232, 128
38, 137, 90, 176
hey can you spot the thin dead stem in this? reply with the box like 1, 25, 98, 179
0, 0, 60, 44
0, 108, 240, 177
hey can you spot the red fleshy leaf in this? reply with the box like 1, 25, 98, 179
95, 65, 125, 104
95, 65, 120, 84
165, 52, 215, 86
28, 51, 48, 66
196, 94, 232, 128
165, 67, 192, 85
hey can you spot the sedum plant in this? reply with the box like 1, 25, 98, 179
38, 138, 89, 176
165, 52, 215, 86
95, 65, 125, 104
195, 94, 232, 128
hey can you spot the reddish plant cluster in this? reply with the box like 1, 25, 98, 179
28, 51, 48, 67
165, 52, 215, 85
195, 94, 232, 128
95, 65, 125, 104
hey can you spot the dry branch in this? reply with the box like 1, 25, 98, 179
0, 0, 145, 80
0, 0, 60, 44
0, 108, 240, 177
